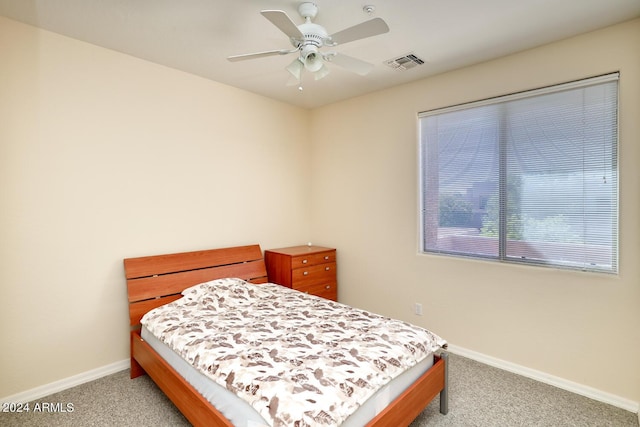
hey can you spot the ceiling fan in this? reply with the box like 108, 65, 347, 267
227, 2, 389, 87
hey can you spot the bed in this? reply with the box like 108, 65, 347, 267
125, 244, 448, 426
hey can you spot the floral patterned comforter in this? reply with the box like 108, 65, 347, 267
141, 278, 446, 427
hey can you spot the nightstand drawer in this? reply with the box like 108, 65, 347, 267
292, 262, 336, 285
294, 281, 337, 301
291, 251, 335, 268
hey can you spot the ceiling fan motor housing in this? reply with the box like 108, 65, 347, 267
293, 21, 328, 49
290, 2, 328, 51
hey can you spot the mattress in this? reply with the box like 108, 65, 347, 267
141, 326, 434, 427
140, 278, 446, 426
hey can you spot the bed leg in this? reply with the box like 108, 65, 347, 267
130, 331, 146, 378
131, 357, 146, 379
439, 351, 449, 415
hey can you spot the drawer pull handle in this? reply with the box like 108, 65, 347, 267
324, 256, 329, 260
303, 271, 309, 276
302, 259, 308, 264
325, 285, 331, 289
325, 267, 330, 271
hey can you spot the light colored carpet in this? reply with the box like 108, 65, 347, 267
411, 355, 638, 427
1, 353, 637, 426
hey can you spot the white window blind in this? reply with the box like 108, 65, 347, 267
419, 73, 618, 273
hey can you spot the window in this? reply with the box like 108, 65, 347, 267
419, 73, 618, 273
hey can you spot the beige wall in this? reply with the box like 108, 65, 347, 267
310, 19, 640, 403
0, 16, 311, 397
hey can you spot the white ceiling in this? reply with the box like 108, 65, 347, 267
1, 0, 639, 109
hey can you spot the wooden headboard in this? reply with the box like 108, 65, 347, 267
124, 244, 268, 327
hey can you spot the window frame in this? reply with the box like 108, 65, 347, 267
418, 73, 619, 273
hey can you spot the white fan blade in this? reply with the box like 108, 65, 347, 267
227, 49, 292, 62
326, 53, 374, 76
329, 18, 389, 45
261, 10, 304, 40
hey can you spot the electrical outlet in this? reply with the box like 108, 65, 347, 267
414, 303, 423, 316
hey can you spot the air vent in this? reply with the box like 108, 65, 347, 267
384, 53, 425, 71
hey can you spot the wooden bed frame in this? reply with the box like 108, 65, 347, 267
124, 244, 448, 427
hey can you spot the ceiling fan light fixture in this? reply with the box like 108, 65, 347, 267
301, 45, 323, 72
229, 4, 390, 86
314, 63, 330, 80
286, 58, 304, 80
304, 53, 323, 72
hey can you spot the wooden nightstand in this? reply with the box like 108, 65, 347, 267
264, 245, 337, 301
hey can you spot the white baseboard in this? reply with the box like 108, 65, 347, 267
447, 344, 639, 414
0, 359, 129, 404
